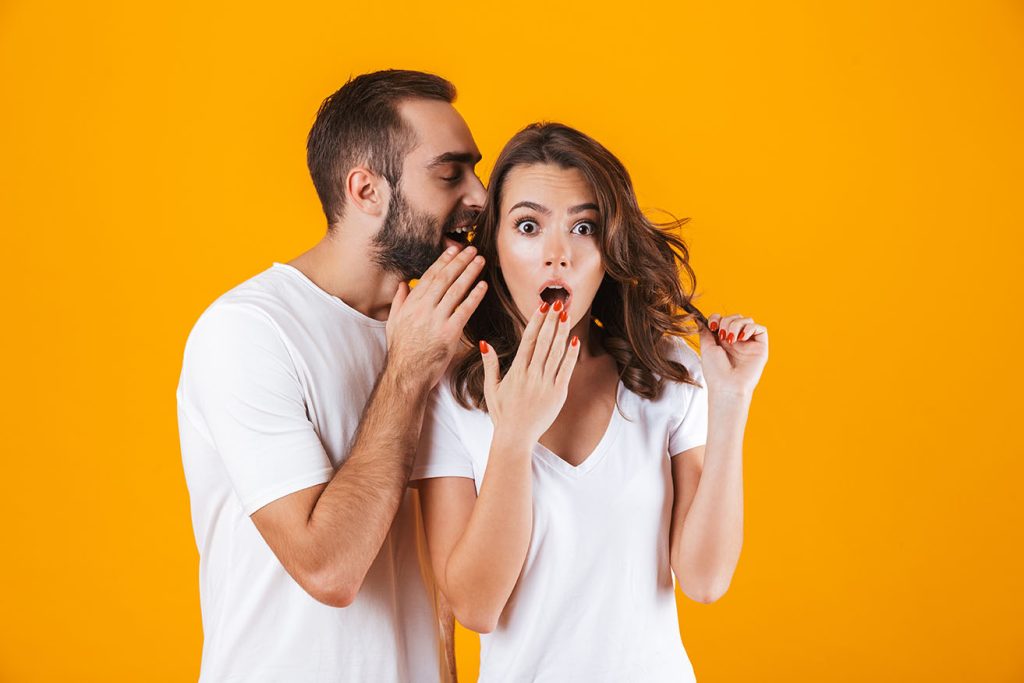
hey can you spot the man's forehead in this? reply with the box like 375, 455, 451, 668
398, 98, 480, 163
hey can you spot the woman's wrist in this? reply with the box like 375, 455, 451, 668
491, 426, 538, 454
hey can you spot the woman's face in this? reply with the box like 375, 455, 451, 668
495, 163, 605, 327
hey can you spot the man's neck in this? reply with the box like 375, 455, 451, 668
287, 225, 401, 322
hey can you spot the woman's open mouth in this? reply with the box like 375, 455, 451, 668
538, 280, 572, 309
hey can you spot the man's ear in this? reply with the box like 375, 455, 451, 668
345, 166, 389, 218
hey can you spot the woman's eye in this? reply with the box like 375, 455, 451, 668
572, 221, 596, 236
515, 220, 539, 235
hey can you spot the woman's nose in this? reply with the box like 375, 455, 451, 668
543, 232, 569, 268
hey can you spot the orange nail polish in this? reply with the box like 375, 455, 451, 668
479, 340, 488, 354
709, 321, 718, 331
719, 329, 726, 340
559, 310, 568, 323
727, 332, 735, 343
571, 335, 579, 347
553, 300, 563, 312
737, 331, 745, 341
540, 302, 550, 313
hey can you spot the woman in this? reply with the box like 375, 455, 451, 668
413, 123, 768, 681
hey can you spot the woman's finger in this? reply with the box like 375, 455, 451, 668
554, 334, 581, 388
511, 302, 548, 374
530, 302, 561, 372
480, 340, 500, 406
544, 304, 572, 380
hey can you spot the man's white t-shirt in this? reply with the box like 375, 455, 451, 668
412, 335, 709, 683
177, 263, 443, 683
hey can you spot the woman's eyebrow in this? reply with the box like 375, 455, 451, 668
508, 200, 550, 215
507, 201, 599, 215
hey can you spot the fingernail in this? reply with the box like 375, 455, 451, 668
540, 302, 550, 313
727, 332, 735, 343
709, 321, 718, 331
719, 329, 726, 340
571, 335, 579, 347
446, 246, 458, 255
553, 300, 563, 312
559, 310, 568, 323
479, 340, 488, 354
737, 331, 745, 341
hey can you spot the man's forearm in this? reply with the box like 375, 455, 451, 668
304, 360, 432, 601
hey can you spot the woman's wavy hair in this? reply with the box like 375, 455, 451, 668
451, 122, 703, 411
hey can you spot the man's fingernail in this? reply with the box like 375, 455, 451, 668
446, 246, 458, 255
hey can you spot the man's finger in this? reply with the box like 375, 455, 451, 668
417, 245, 461, 286
438, 253, 485, 316
426, 245, 479, 303
448, 280, 487, 331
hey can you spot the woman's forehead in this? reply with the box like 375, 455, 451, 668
501, 164, 598, 213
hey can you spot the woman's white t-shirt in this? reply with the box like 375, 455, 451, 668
413, 335, 709, 683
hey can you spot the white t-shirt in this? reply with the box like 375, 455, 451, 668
177, 263, 443, 683
413, 335, 709, 683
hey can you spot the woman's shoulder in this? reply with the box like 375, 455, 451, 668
661, 334, 703, 377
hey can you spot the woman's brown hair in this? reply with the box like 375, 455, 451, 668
452, 122, 703, 411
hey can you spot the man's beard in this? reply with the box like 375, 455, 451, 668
371, 188, 477, 282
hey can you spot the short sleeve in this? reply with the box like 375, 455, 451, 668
667, 337, 710, 456
177, 303, 334, 514
412, 379, 476, 481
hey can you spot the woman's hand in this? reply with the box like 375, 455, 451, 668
479, 300, 581, 445
696, 313, 769, 396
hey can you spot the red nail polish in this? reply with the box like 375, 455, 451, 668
737, 331, 745, 341
553, 300, 563, 312
559, 310, 568, 323
540, 302, 550, 313
727, 332, 735, 343
571, 335, 579, 347
479, 340, 488, 354
719, 329, 726, 340
709, 321, 718, 331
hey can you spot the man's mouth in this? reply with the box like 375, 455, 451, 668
443, 224, 474, 248
538, 280, 572, 309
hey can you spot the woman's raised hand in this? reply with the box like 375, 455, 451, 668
696, 313, 769, 396
479, 300, 581, 445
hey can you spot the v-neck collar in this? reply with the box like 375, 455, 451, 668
532, 380, 626, 478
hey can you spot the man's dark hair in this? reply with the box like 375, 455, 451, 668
306, 69, 457, 226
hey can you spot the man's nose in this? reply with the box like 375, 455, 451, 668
465, 173, 486, 210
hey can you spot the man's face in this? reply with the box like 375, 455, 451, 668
370, 99, 485, 281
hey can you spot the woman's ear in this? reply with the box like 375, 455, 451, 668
345, 166, 389, 218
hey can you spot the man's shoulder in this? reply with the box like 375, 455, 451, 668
184, 266, 302, 355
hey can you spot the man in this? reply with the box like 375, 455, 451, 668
177, 70, 486, 682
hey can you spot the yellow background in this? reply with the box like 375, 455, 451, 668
2, 1, 1022, 680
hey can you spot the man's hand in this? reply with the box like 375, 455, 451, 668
386, 245, 487, 389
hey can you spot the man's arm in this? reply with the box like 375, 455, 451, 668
250, 245, 488, 607
251, 362, 431, 606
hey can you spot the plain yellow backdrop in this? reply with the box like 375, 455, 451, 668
2, 0, 1022, 680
